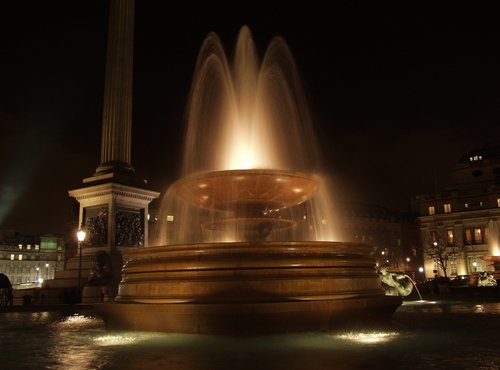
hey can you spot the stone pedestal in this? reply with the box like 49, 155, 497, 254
68, 179, 158, 301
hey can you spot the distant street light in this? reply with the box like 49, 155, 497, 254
473, 261, 478, 272
36, 266, 40, 285
77, 227, 87, 302
45, 263, 49, 280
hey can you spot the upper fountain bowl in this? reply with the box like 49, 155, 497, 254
172, 169, 319, 211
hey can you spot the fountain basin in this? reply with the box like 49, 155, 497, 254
97, 241, 401, 334
172, 169, 319, 211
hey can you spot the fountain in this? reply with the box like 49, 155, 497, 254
97, 27, 401, 334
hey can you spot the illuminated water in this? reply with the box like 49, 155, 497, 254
153, 27, 338, 245
1, 300, 499, 369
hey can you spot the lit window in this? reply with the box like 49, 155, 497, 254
27, 245, 31, 250
447, 229, 454, 244
166, 215, 174, 222
474, 228, 482, 244
10, 254, 14, 261
428, 206, 435, 215
479, 201, 483, 207
18, 245, 22, 250
444, 204, 451, 213
470, 155, 483, 162
465, 229, 472, 244
35, 245, 39, 250
465, 203, 469, 208
497, 198, 500, 207
18, 254, 23, 261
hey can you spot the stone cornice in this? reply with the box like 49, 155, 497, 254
69, 182, 159, 202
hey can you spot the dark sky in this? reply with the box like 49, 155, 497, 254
2, 2, 500, 235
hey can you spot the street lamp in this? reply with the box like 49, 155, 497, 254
36, 266, 40, 286
77, 227, 87, 301
473, 261, 478, 272
45, 263, 49, 280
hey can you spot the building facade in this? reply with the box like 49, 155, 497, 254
415, 147, 500, 279
336, 203, 421, 277
0, 232, 65, 289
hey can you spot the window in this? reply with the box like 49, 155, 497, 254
444, 204, 451, 213
447, 229, 454, 244
10, 254, 14, 261
27, 245, 31, 250
465, 203, 469, 208
35, 245, 39, 250
465, 229, 472, 245
469, 155, 483, 162
18, 254, 23, 261
450, 256, 457, 276
479, 201, 483, 207
430, 231, 437, 243
428, 206, 435, 215
18, 245, 22, 250
497, 198, 500, 207
474, 228, 482, 244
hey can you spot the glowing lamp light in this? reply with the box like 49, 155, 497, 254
473, 261, 478, 267
418, 267, 424, 273
77, 230, 87, 242
406, 257, 410, 262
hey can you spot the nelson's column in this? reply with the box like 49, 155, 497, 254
64, 0, 159, 302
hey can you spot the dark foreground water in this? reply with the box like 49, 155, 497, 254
1, 300, 499, 370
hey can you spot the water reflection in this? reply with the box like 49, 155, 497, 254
336, 331, 399, 344
2, 303, 500, 369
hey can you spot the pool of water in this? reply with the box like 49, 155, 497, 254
1, 300, 499, 370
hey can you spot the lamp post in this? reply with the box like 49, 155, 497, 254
45, 263, 49, 280
76, 227, 87, 302
36, 267, 39, 286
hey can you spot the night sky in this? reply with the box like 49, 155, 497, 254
2, 2, 500, 235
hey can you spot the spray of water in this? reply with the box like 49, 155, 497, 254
152, 27, 340, 245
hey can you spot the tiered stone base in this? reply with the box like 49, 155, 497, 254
96, 241, 401, 334
98, 295, 400, 334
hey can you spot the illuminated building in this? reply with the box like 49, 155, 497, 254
415, 146, 500, 279
0, 231, 64, 289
